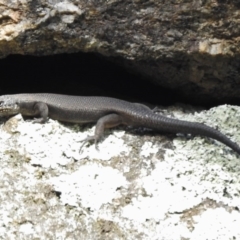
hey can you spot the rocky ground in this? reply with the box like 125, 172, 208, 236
0, 104, 240, 239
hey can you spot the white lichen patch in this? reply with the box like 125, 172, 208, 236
122, 154, 202, 221
76, 131, 129, 161
4, 115, 129, 167
140, 141, 159, 157
191, 208, 240, 240
50, 163, 127, 210
54, 2, 83, 15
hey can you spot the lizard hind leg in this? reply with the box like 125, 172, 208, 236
79, 113, 123, 152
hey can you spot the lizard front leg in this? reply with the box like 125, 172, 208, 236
18, 102, 49, 123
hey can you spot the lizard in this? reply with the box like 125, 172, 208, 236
0, 93, 239, 155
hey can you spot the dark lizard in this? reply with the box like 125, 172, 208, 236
0, 93, 240, 155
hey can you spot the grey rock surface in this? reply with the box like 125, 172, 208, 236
0, 104, 240, 239
1, 1, 240, 103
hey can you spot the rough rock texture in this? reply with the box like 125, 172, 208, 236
1, 0, 240, 103
1, 105, 240, 239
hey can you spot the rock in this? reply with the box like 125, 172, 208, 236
1, 1, 240, 103
1, 105, 240, 239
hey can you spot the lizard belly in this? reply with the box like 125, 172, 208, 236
48, 107, 111, 123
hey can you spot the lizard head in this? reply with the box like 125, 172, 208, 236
0, 95, 20, 116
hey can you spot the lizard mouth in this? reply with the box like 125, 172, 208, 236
0, 103, 19, 116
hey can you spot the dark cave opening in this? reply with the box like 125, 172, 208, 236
0, 52, 179, 107
1, 52, 239, 108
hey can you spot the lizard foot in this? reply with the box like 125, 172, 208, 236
79, 135, 99, 153
25, 117, 48, 124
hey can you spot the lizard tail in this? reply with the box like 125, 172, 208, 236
144, 113, 240, 155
